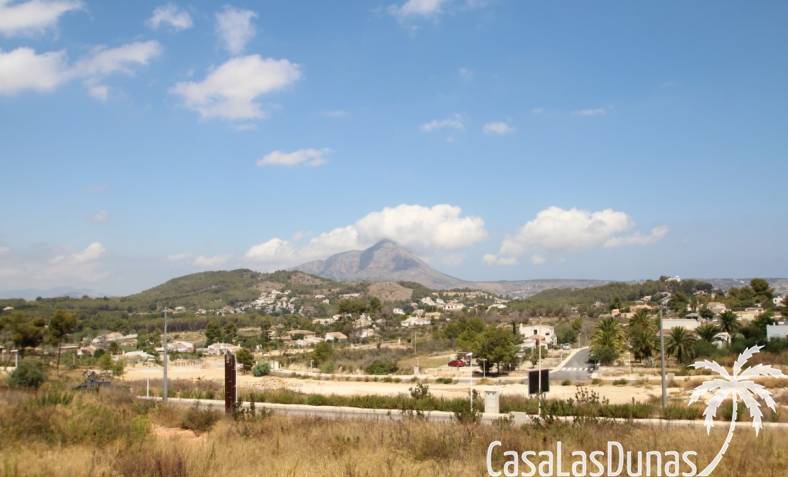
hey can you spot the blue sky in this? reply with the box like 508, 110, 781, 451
1, 0, 787, 295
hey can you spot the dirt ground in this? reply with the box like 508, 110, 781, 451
123, 358, 670, 404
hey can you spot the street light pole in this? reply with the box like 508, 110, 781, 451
659, 306, 667, 412
162, 308, 168, 403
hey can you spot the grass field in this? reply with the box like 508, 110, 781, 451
0, 384, 786, 476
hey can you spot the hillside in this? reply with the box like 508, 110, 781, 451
128, 269, 333, 309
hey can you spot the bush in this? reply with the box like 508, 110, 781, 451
365, 359, 398, 375
252, 361, 271, 377
612, 379, 628, 386
180, 403, 220, 433
8, 359, 46, 389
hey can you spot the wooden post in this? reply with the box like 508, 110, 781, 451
224, 352, 236, 415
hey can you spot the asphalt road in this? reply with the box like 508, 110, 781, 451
550, 347, 594, 382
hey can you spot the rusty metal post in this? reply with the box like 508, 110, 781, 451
224, 352, 236, 415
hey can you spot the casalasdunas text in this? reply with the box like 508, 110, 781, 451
486, 441, 699, 477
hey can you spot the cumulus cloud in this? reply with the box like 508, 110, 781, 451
0, 242, 109, 287
193, 254, 229, 268
482, 121, 515, 135
147, 3, 192, 31
171, 54, 301, 120
216, 6, 256, 55
388, 0, 447, 18
0, 0, 81, 37
257, 148, 329, 167
0, 41, 161, 96
484, 206, 668, 266
246, 204, 487, 267
421, 114, 464, 132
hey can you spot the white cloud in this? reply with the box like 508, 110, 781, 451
388, 0, 447, 18
573, 106, 612, 117
482, 121, 515, 135
193, 254, 229, 268
86, 83, 108, 100
147, 3, 193, 31
257, 148, 330, 167
246, 204, 487, 267
0, 41, 161, 96
0, 47, 67, 94
216, 6, 256, 55
484, 207, 668, 266
0, 0, 81, 37
171, 54, 301, 120
90, 209, 109, 223
0, 242, 109, 286
421, 114, 464, 132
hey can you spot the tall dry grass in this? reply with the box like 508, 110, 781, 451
0, 384, 786, 476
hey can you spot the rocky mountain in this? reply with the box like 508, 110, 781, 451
293, 240, 606, 297
295, 239, 466, 290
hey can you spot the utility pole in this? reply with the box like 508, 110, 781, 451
468, 352, 474, 414
162, 307, 169, 403
659, 305, 667, 411
537, 337, 542, 417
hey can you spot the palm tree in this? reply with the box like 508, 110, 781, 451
696, 323, 720, 343
689, 345, 785, 476
627, 311, 657, 363
591, 317, 625, 365
718, 311, 739, 336
665, 327, 696, 364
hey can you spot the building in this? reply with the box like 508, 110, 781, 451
736, 307, 762, 322
123, 350, 154, 362
324, 332, 348, 342
356, 328, 377, 340
706, 302, 727, 315
661, 318, 701, 331
401, 316, 431, 328
166, 341, 195, 353
392, 308, 406, 315
766, 324, 788, 340
204, 342, 241, 355
444, 301, 465, 312
518, 324, 556, 348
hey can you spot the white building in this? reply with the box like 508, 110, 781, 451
661, 318, 702, 331
766, 324, 788, 340
518, 324, 556, 348
324, 332, 348, 342
401, 316, 431, 328
205, 342, 241, 355
392, 308, 406, 315
444, 301, 465, 312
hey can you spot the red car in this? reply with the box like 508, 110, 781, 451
448, 359, 466, 367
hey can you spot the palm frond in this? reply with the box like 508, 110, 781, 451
737, 388, 764, 436
740, 381, 778, 412
691, 359, 730, 379
733, 345, 763, 376
689, 378, 729, 405
738, 363, 785, 380
702, 389, 730, 434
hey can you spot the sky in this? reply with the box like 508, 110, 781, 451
1, 0, 787, 296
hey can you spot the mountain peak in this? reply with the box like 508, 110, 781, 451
292, 241, 464, 289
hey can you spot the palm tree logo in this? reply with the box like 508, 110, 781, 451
688, 345, 785, 476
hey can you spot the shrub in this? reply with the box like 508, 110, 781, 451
365, 359, 398, 375
8, 359, 46, 389
180, 404, 220, 433
561, 380, 572, 386
252, 361, 271, 377
612, 379, 628, 386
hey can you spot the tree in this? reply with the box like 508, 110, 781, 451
235, 348, 254, 373
696, 323, 720, 343
252, 361, 271, 377
718, 311, 739, 337
311, 341, 334, 366
11, 316, 45, 356
666, 327, 696, 364
48, 310, 77, 372
627, 311, 657, 363
699, 306, 715, 321
205, 319, 222, 346
472, 327, 521, 374
591, 317, 625, 365
555, 320, 579, 345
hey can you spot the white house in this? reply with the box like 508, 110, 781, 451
205, 342, 241, 355
661, 318, 701, 331
401, 316, 431, 328
766, 324, 788, 340
392, 308, 406, 316
167, 341, 195, 353
123, 350, 154, 362
324, 332, 348, 342
736, 307, 762, 322
706, 302, 727, 315
444, 302, 465, 312
518, 324, 556, 348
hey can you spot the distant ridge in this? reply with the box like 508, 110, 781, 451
293, 240, 607, 297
